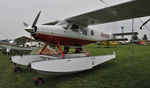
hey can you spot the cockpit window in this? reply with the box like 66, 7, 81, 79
71, 24, 79, 32
71, 24, 79, 29
57, 20, 70, 29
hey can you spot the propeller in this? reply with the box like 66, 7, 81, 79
32, 10, 41, 28
24, 11, 41, 33
23, 22, 28, 27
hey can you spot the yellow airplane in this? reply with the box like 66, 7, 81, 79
99, 41, 118, 47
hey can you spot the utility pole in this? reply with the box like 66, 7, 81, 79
121, 26, 124, 39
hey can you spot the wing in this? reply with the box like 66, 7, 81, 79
0, 42, 32, 51
113, 32, 138, 36
100, 38, 128, 42
65, 0, 150, 26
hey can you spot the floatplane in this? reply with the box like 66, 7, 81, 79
11, 0, 150, 84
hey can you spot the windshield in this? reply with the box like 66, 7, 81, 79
57, 20, 70, 29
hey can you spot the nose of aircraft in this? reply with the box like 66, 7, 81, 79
23, 11, 41, 34
25, 27, 36, 33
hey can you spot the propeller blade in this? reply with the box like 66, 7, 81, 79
32, 10, 41, 28
23, 22, 28, 27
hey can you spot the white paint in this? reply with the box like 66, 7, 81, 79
36, 24, 114, 42
31, 52, 115, 74
11, 55, 45, 65
11, 52, 115, 74
11, 53, 86, 66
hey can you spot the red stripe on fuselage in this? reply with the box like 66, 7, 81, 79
32, 33, 96, 46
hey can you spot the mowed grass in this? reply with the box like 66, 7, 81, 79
0, 44, 150, 88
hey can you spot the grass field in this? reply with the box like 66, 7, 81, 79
0, 44, 150, 88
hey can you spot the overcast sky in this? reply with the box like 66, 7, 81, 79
0, 0, 150, 40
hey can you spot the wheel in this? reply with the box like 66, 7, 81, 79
5, 52, 9, 55
14, 66, 22, 72
34, 77, 44, 85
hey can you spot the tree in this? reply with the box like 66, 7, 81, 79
142, 34, 148, 41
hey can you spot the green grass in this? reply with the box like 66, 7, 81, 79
0, 44, 150, 88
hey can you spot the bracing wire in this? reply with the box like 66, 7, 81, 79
138, 18, 150, 31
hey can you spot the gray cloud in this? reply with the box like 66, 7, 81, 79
0, 0, 149, 40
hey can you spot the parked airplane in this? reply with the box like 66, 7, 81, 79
11, 0, 150, 84
98, 41, 118, 47
0, 36, 35, 55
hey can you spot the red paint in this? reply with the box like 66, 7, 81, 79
57, 42, 65, 59
32, 33, 96, 46
86, 46, 90, 56
63, 43, 90, 56
101, 33, 110, 38
34, 77, 40, 83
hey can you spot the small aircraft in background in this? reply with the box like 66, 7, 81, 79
97, 41, 118, 48
11, 0, 150, 84
0, 36, 38, 55
97, 31, 139, 47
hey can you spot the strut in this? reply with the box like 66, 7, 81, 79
39, 44, 48, 54
57, 42, 65, 59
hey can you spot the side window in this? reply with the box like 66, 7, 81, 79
63, 23, 70, 29
91, 30, 94, 36
71, 24, 79, 32
80, 28, 87, 35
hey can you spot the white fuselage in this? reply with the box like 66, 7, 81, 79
31, 23, 114, 46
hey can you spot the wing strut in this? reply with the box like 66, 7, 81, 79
64, 43, 90, 56
39, 44, 48, 54
57, 42, 65, 59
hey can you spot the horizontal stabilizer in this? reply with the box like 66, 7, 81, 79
102, 38, 128, 41
113, 32, 138, 36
